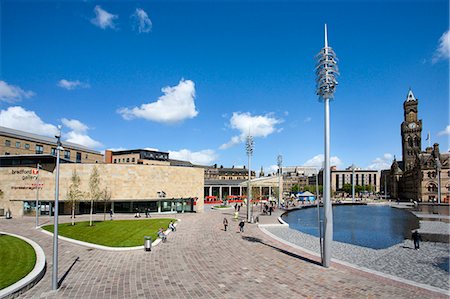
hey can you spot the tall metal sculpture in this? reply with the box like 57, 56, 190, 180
315, 24, 339, 267
246, 135, 254, 222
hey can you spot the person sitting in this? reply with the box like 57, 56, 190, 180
158, 228, 167, 242
169, 221, 176, 232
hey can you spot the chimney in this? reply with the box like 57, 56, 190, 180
433, 143, 440, 157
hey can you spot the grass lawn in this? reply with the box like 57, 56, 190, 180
42, 218, 176, 247
0, 235, 36, 290
213, 205, 232, 209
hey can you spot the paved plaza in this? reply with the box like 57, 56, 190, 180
1, 209, 449, 299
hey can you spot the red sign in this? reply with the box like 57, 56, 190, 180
32, 169, 39, 175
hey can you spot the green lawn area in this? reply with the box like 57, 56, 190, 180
0, 235, 36, 290
213, 205, 232, 209
42, 219, 175, 247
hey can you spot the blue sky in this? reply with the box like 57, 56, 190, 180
0, 0, 448, 172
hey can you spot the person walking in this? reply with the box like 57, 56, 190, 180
223, 217, 228, 231
158, 228, 167, 242
412, 230, 422, 250
169, 221, 176, 231
238, 220, 245, 233
109, 209, 113, 221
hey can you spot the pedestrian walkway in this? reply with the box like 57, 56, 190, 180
0, 210, 447, 298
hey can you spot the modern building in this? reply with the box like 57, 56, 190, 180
105, 149, 170, 165
203, 165, 255, 200
387, 90, 449, 202
0, 155, 204, 217
319, 166, 380, 194
0, 126, 103, 163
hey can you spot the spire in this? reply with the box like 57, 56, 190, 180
324, 24, 328, 48
259, 166, 264, 177
406, 89, 416, 102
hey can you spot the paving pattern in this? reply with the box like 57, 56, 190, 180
1, 210, 448, 299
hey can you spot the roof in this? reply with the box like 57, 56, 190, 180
110, 149, 168, 155
0, 126, 101, 155
205, 179, 246, 186
298, 191, 315, 197
169, 159, 194, 167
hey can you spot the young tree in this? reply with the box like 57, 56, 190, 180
88, 166, 102, 226
101, 187, 112, 221
66, 169, 84, 225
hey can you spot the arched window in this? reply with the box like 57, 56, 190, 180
408, 138, 413, 147
427, 183, 437, 193
414, 137, 420, 147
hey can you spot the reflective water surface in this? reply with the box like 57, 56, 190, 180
282, 205, 420, 249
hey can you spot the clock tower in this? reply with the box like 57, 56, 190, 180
401, 89, 422, 171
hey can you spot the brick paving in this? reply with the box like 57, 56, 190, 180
1, 210, 448, 299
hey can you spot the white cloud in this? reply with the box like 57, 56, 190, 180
144, 147, 159, 151
61, 118, 102, 148
265, 164, 279, 175
220, 112, 282, 149
132, 8, 152, 33
168, 149, 217, 165
57, 79, 90, 90
367, 153, 393, 170
437, 125, 450, 136
304, 154, 342, 169
91, 5, 118, 29
0, 106, 58, 136
0, 81, 35, 102
118, 79, 198, 124
432, 30, 450, 63
304, 116, 312, 123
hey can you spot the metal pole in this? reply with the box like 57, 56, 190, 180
247, 154, 251, 222
316, 169, 322, 263
323, 97, 333, 268
35, 163, 40, 228
436, 158, 441, 205
277, 155, 282, 209
352, 167, 355, 203
52, 129, 63, 290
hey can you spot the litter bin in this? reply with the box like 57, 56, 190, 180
5, 210, 11, 219
144, 236, 152, 251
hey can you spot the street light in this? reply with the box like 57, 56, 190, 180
277, 155, 282, 209
315, 24, 339, 268
246, 135, 254, 223
436, 157, 441, 204
350, 164, 356, 203
52, 126, 64, 290
35, 163, 41, 228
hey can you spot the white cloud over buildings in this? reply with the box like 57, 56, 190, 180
0, 81, 35, 102
169, 149, 217, 165
367, 153, 393, 170
91, 5, 118, 29
437, 125, 450, 136
220, 112, 282, 149
118, 79, 198, 124
304, 154, 342, 169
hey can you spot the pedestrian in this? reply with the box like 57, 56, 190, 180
268, 206, 273, 216
135, 208, 141, 218
145, 208, 149, 218
223, 217, 228, 231
169, 221, 176, 231
158, 228, 167, 242
412, 230, 422, 250
238, 203, 242, 211
234, 203, 238, 211
238, 220, 245, 233
233, 211, 239, 220
109, 209, 113, 221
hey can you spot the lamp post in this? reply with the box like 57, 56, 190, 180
246, 135, 254, 223
277, 155, 282, 209
35, 163, 41, 228
435, 157, 441, 204
52, 126, 64, 290
350, 164, 356, 203
315, 24, 339, 268
315, 168, 323, 264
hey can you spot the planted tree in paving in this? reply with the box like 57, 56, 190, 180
66, 169, 84, 225
88, 166, 102, 226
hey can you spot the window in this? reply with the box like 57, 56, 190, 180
113, 159, 117, 163
5, 140, 11, 147
15, 141, 21, 148
5, 152, 10, 155
126, 158, 130, 163
51, 148, 57, 156
76, 152, 82, 163
35, 145, 44, 154
85, 154, 88, 159
64, 150, 70, 159
24, 143, 30, 150
132, 157, 135, 162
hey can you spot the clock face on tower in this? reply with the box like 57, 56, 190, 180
408, 122, 417, 129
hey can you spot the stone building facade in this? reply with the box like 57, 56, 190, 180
388, 90, 449, 202
0, 161, 204, 217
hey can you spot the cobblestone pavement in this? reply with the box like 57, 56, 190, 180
1, 211, 448, 299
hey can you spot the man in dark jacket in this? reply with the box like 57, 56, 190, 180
412, 230, 422, 250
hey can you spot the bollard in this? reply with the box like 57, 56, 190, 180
144, 236, 152, 251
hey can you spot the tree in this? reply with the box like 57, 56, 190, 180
101, 187, 112, 221
88, 166, 102, 226
291, 184, 300, 193
66, 169, 84, 226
